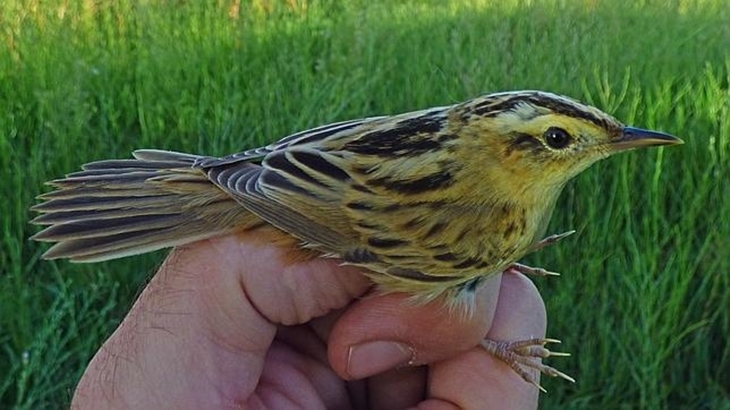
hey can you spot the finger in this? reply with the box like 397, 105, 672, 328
230, 228, 371, 326
425, 273, 545, 410
328, 273, 503, 381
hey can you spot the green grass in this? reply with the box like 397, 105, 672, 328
1, 0, 728, 408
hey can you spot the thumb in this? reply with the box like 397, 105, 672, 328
328, 273, 502, 380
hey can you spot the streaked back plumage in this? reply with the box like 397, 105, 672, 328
33, 90, 661, 303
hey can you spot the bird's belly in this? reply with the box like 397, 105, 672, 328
384, 205, 535, 276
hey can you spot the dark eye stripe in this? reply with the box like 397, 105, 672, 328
505, 132, 542, 156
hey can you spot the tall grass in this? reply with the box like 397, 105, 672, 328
1, 0, 728, 408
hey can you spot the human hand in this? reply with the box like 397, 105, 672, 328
71, 229, 545, 409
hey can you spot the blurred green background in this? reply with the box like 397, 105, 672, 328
1, 0, 728, 408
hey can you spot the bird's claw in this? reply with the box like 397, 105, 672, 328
480, 337, 574, 392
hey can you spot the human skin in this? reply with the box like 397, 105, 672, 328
71, 230, 545, 409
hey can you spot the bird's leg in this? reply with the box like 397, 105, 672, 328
505, 230, 577, 277
480, 337, 574, 392
493, 231, 577, 389
508, 262, 561, 277
529, 230, 576, 253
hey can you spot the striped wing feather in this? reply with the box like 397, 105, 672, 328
200, 105, 489, 294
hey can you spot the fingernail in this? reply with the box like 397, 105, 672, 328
346, 341, 414, 379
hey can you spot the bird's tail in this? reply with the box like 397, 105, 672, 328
31, 150, 257, 262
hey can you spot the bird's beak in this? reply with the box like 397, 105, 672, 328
610, 127, 684, 151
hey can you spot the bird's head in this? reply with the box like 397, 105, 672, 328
457, 91, 683, 198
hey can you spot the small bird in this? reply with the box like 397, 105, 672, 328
31, 90, 682, 389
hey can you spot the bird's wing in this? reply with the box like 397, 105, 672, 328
198, 117, 389, 251
205, 147, 361, 252
199, 105, 487, 285
194, 117, 386, 168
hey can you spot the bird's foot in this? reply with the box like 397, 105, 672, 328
480, 337, 574, 392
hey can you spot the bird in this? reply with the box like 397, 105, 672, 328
31, 90, 682, 389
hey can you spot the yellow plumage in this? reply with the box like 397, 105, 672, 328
31, 90, 682, 388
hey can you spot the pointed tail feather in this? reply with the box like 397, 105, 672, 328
31, 150, 257, 262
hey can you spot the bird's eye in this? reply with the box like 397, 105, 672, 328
543, 127, 572, 149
